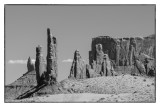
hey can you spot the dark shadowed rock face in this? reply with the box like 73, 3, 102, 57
89, 36, 117, 66
94, 44, 116, 76
47, 28, 58, 84
35, 45, 46, 85
69, 50, 86, 79
89, 35, 155, 76
88, 44, 116, 77
27, 57, 35, 72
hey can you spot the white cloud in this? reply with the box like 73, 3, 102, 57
31, 59, 35, 63
62, 59, 73, 63
8, 59, 35, 64
62, 59, 87, 63
8, 60, 27, 64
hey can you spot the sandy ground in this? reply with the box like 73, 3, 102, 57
7, 92, 155, 103
5, 74, 155, 103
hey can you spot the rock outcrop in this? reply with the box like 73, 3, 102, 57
27, 57, 35, 72
89, 35, 155, 76
134, 59, 146, 76
94, 44, 116, 76
46, 28, 58, 83
85, 64, 101, 78
69, 50, 86, 79
101, 54, 117, 76
34, 28, 58, 85
95, 44, 104, 74
69, 43, 117, 79
35, 45, 46, 85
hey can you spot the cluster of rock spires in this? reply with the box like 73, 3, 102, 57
68, 35, 155, 79
34, 28, 58, 86
27, 28, 155, 84
89, 35, 155, 76
68, 43, 118, 79
5, 28, 156, 101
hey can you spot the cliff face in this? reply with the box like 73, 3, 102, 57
89, 35, 155, 76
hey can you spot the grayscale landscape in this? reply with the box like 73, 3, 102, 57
5, 5, 156, 103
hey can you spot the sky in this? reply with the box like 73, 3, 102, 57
5, 5, 155, 85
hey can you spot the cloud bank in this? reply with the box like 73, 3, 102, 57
62, 59, 87, 63
62, 59, 73, 63
8, 59, 35, 64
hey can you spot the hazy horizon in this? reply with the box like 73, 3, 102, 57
5, 5, 155, 85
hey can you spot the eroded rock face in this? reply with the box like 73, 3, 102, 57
89, 36, 117, 66
89, 35, 155, 76
145, 59, 155, 76
27, 57, 35, 72
135, 59, 146, 75
95, 44, 104, 74
35, 45, 46, 85
89, 44, 116, 77
69, 50, 86, 79
86, 64, 90, 78
101, 54, 117, 76
46, 28, 58, 83
139, 53, 155, 76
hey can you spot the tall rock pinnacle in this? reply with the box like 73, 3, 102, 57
46, 28, 58, 84
69, 50, 86, 79
35, 45, 46, 85
95, 44, 104, 74
27, 56, 34, 72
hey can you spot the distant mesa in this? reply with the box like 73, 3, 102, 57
89, 35, 155, 76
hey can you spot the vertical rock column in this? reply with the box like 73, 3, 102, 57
52, 36, 58, 78
101, 56, 107, 76
129, 45, 134, 65
129, 38, 137, 66
116, 40, 120, 66
27, 56, 35, 72
47, 28, 58, 83
101, 54, 114, 76
95, 44, 104, 74
35, 45, 46, 85
69, 50, 86, 79
86, 64, 90, 78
